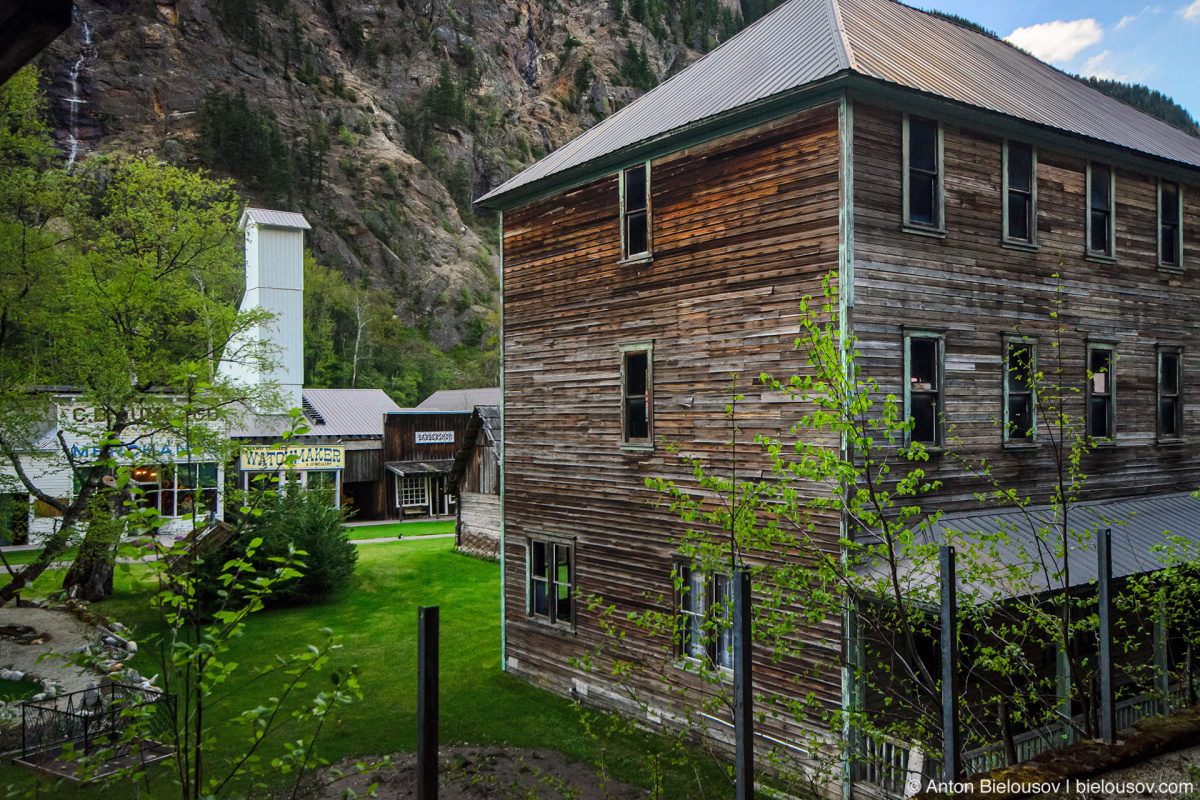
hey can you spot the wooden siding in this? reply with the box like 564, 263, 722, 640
381, 412, 473, 463
343, 448, 381, 483
502, 102, 846, 752
457, 491, 500, 559
851, 101, 1200, 511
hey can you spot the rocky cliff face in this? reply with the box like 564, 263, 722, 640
35, 0, 741, 350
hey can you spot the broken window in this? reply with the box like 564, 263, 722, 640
677, 564, 734, 669
1088, 163, 1114, 256
529, 539, 573, 626
1005, 340, 1037, 442
1160, 181, 1182, 268
1087, 346, 1115, 440
906, 334, 943, 447
1159, 349, 1183, 440
621, 344, 653, 446
904, 115, 941, 229
621, 162, 650, 259
1005, 142, 1035, 243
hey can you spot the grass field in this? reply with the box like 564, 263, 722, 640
2, 538, 730, 799
344, 519, 455, 539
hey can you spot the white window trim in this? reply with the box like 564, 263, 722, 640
1001, 140, 1038, 249
901, 113, 945, 237
396, 474, 428, 508
1085, 162, 1117, 260
618, 161, 652, 263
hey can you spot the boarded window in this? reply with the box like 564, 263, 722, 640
622, 346, 652, 445
1159, 350, 1183, 440
529, 539, 573, 626
906, 116, 940, 228
622, 163, 649, 258
1161, 181, 1181, 267
906, 335, 942, 446
1006, 142, 1034, 242
1005, 341, 1036, 441
1088, 164, 1113, 256
1088, 347, 1115, 439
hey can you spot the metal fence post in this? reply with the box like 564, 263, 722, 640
940, 545, 961, 781
733, 569, 754, 800
1098, 528, 1115, 743
418, 606, 440, 800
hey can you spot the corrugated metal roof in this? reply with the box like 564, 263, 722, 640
414, 388, 501, 412
240, 208, 312, 230
867, 492, 1200, 603
301, 389, 400, 437
479, 0, 1200, 208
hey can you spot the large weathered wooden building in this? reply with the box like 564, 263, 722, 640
478, 0, 1200, 792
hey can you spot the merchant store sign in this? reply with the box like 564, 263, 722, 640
415, 431, 454, 444
240, 445, 345, 471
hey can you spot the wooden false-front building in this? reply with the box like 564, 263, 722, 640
478, 0, 1200, 793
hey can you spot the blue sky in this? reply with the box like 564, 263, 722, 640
917, 1, 1200, 122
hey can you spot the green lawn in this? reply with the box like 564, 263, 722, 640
2, 538, 730, 799
344, 519, 455, 539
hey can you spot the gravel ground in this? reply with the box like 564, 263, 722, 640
0, 607, 96, 693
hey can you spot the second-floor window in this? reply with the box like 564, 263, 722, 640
1159, 349, 1183, 441
1087, 163, 1115, 257
905, 333, 944, 447
1004, 142, 1036, 244
621, 343, 653, 446
1004, 339, 1036, 442
903, 115, 943, 231
1160, 181, 1182, 269
1087, 345, 1115, 440
621, 162, 650, 259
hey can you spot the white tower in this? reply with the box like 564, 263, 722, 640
224, 208, 311, 411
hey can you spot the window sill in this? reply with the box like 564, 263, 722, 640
1157, 438, 1186, 448
1157, 264, 1184, 275
673, 658, 733, 680
1088, 438, 1116, 448
907, 444, 945, 456
1003, 442, 1039, 452
1001, 240, 1039, 253
901, 224, 946, 239
619, 253, 653, 266
621, 442, 655, 452
1085, 252, 1117, 265
524, 616, 577, 636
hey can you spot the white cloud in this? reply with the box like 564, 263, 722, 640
1114, 6, 1161, 30
1004, 19, 1104, 63
1179, 0, 1200, 22
1079, 51, 1126, 81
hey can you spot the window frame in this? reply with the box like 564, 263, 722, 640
1085, 162, 1116, 260
396, 474, 428, 508
1002, 336, 1038, 446
620, 341, 654, 450
1157, 346, 1184, 443
1085, 343, 1117, 443
619, 161, 652, 262
674, 560, 734, 671
527, 536, 576, 630
901, 114, 945, 236
903, 330, 946, 449
1002, 140, 1038, 248
1158, 180, 1184, 272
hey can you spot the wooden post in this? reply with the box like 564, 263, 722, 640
418, 606, 439, 800
733, 570, 753, 800
1098, 528, 1115, 743
940, 545, 961, 781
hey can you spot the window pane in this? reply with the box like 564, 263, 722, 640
626, 352, 647, 395
1090, 165, 1111, 211
1162, 226, 1178, 264
556, 583, 571, 622
1008, 395, 1033, 439
1008, 193, 1030, 240
1008, 144, 1032, 193
1007, 344, 1033, 392
533, 579, 549, 616
1089, 398, 1110, 438
1090, 350, 1111, 393
714, 574, 734, 669
1162, 182, 1179, 221
1161, 397, 1178, 437
555, 544, 570, 585
910, 339, 937, 390
1162, 354, 1180, 395
624, 165, 647, 213
911, 394, 937, 443
626, 210, 648, 256
532, 541, 548, 579
1090, 211, 1110, 252
625, 399, 649, 440
909, 118, 937, 173
909, 173, 935, 225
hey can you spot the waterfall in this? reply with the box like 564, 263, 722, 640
64, 13, 94, 172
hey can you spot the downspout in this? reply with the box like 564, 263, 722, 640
498, 209, 507, 671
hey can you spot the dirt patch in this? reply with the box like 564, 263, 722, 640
1076, 742, 1200, 799
315, 746, 648, 800
0, 607, 94, 693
